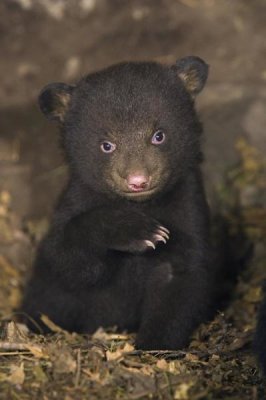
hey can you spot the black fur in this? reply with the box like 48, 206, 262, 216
21, 57, 215, 350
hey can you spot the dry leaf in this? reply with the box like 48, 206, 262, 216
122, 342, 135, 353
174, 382, 194, 400
184, 353, 199, 362
9, 363, 25, 385
33, 364, 47, 383
90, 345, 106, 358
92, 327, 129, 341
25, 343, 48, 359
139, 365, 155, 376
156, 359, 169, 370
92, 327, 110, 341
3, 321, 28, 342
83, 368, 101, 382
168, 361, 183, 374
106, 349, 123, 362
53, 349, 77, 374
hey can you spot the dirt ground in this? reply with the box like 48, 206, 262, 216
0, 0, 266, 399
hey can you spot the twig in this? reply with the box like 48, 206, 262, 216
0, 341, 44, 358
124, 349, 188, 358
0, 351, 31, 356
74, 348, 81, 388
0, 342, 29, 351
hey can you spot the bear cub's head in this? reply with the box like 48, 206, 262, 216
39, 56, 208, 201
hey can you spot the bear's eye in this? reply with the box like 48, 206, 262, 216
101, 141, 116, 153
151, 130, 165, 145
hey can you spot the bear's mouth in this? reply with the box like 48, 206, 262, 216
122, 187, 158, 199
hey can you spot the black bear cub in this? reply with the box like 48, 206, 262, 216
21, 56, 214, 350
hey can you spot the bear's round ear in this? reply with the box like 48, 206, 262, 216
38, 83, 75, 123
174, 56, 209, 97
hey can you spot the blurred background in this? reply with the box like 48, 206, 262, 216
0, 0, 265, 219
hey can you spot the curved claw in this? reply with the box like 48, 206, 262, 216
154, 234, 167, 244
157, 229, 169, 241
145, 240, 156, 250
158, 225, 170, 235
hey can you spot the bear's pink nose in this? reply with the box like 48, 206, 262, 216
127, 174, 150, 192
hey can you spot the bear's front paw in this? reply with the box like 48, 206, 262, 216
146, 225, 170, 248
131, 224, 170, 253
109, 216, 170, 254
